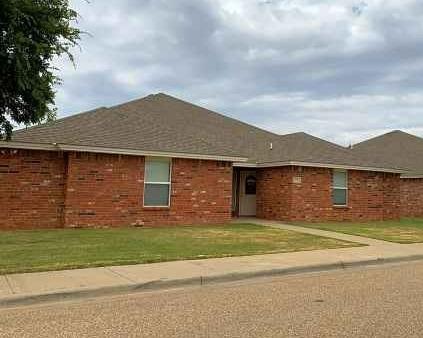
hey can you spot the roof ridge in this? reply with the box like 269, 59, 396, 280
13, 106, 109, 135
13, 93, 165, 136
14, 92, 276, 139
105, 93, 156, 110
12, 93, 162, 137
391, 130, 423, 141
109, 97, 246, 157
354, 130, 423, 148
280, 131, 350, 151
153, 93, 280, 138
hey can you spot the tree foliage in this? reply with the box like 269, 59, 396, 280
0, 0, 81, 140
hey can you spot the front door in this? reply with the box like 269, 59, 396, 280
239, 171, 256, 216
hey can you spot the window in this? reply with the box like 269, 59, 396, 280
332, 170, 348, 206
245, 175, 256, 195
144, 157, 171, 207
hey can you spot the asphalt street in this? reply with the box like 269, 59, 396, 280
1, 261, 423, 337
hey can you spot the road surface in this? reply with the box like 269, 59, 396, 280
1, 261, 423, 337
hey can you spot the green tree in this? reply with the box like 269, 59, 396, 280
0, 0, 81, 140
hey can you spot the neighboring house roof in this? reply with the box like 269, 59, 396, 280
353, 130, 423, 177
256, 132, 406, 171
0, 93, 407, 173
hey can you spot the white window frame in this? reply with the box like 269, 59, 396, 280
332, 169, 348, 206
143, 157, 172, 207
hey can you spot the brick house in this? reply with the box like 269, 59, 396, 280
0, 93, 407, 230
353, 130, 423, 218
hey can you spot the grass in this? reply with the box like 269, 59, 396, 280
296, 218, 423, 244
0, 223, 359, 275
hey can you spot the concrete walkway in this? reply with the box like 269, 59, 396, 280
236, 218, 391, 246
2, 219, 423, 307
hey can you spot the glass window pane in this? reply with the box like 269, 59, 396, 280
333, 171, 347, 187
245, 175, 256, 195
145, 158, 170, 182
333, 189, 347, 205
144, 184, 170, 206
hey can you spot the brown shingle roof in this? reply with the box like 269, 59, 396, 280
260, 132, 399, 169
11, 94, 247, 160
7, 93, 408, 172
353, 130, 423, 177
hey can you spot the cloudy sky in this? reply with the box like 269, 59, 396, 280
54, 0, 423, 145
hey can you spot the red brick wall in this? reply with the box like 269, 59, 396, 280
0, 149, 65, 230
256, 166, 401, 222
382, 173, 402, 220
64, 152, 233, 227
400, 178, 423, 217
256, 166, 292, 220
1, 148, 406, 230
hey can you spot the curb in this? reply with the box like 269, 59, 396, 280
2, 254, 423, 309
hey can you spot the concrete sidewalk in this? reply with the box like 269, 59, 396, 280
2, 221, 423, 308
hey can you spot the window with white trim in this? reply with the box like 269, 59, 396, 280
144, 157, 171, 207
332, 170, 348, 206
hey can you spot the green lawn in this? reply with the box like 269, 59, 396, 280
296, 218, 423, 244
0, 223, 359, 275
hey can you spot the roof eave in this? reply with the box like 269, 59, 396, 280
400, 175, 423, 179
0, 141, 248, 163
233, 160, 406, 173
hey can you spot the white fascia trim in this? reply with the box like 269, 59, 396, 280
401, 175, 423, 179
233, 162, 258, 168
0, 141, 57, 151
0, 141, 248, 162
234, 160, 406, 173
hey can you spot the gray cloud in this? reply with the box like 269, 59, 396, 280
53, 0, 423, 145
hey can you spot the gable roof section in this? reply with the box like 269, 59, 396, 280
1, 93, 407, 172
353, 130, 423, 177
8, 94, 249, 162
254, 132, 403, 171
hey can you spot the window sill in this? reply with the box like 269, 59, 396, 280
333, 205, 349, 209
142, 206, 171, 211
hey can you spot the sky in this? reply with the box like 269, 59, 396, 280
53, 0, 423, 146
